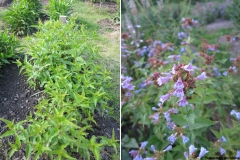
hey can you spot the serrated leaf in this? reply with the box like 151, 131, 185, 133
193, 117, 218, 130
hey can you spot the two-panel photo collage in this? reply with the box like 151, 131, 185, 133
0, 0, 240, 159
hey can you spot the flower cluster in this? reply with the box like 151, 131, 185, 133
201, 39, 219, 52
181, 18, 198, 28
121, 75, 135, 107
214, 136, 227, 155
129, 141, 148, 160
223, 56, 240, 76
184, 145, 209, 159
156, 63, 207, 107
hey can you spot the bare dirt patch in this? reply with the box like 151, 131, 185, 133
93, 1, 118, 14
205, 20, 234, 33
98, 18, 118, 32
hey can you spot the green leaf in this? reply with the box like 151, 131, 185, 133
62, 150, 76, 160
121, 134, 139, 148
26, 144, 33, 159
193, 117, 218, 130
203, 95, 217, 104
0, 130, 15, 138
170, 114, 188, 126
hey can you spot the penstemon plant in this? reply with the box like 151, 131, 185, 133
121, 16, 240, 160
0, 18, 118, 160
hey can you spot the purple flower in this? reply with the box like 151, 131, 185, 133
184, 152, 189, 159
168, 108, 178, 114
173, 88, 185, 97
219, 136, 226, 142
159, 93, 172, 104
133, 153, 143, 160
236, 112, 240, 120
129, 150, 143, 160
182, 135, 190, 144
189, 145, 197, 155
125, 92, 132, 97
167, 122, 175, 130
223, 71, 228, 76
174, 78, 185, 89
164, 112, 171, 122
152, 107, 158, 111
168, 55, 181, 62
151, 145, 156, 152
219, 147, 226, 155
178, 96, 188, 107
129, 150, 137, 157
122, 76, 135, 90
182, 63, 197, 72
140, 141, 148, 149
180, 47, 186, 53
198, 147, 209, 159
236, 150, 240, 158
163, 145, 172, 152
178, 32, 187, 40
167, 134, 177, 144
195, 72, 208, 80
230, 57, 236, 61
231, 110, 237, 115
144, 158, 156, 160
149, 113, 160, 124
157, 76, 171, 86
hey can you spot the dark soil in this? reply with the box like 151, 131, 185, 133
0, 0, 12, 7
93, 1, 118, 14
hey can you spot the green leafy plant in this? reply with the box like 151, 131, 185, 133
0, 30, 19, 68
228, 0, 240, 31
0, 19, 118, 159
47, 0, 73, 20
4, 0, 42, 35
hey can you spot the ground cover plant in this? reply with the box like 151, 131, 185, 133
121, 0, 240, 159
0, 0, 120, 159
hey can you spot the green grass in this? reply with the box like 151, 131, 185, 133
0, 9, 6, 30
72, 1, 120, 121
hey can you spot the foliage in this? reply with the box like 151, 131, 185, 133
4, 0, 42, 35
121, 1, 240, 159
113, 0, 120, 24
122, 0, 191, 44
228, 0, 240, 31
0, 19, 119, 159
0, 30, 19, 68
47, 0, 73, 20
195, 2, 231, 25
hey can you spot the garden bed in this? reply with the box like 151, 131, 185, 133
0, 0, 120, 159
